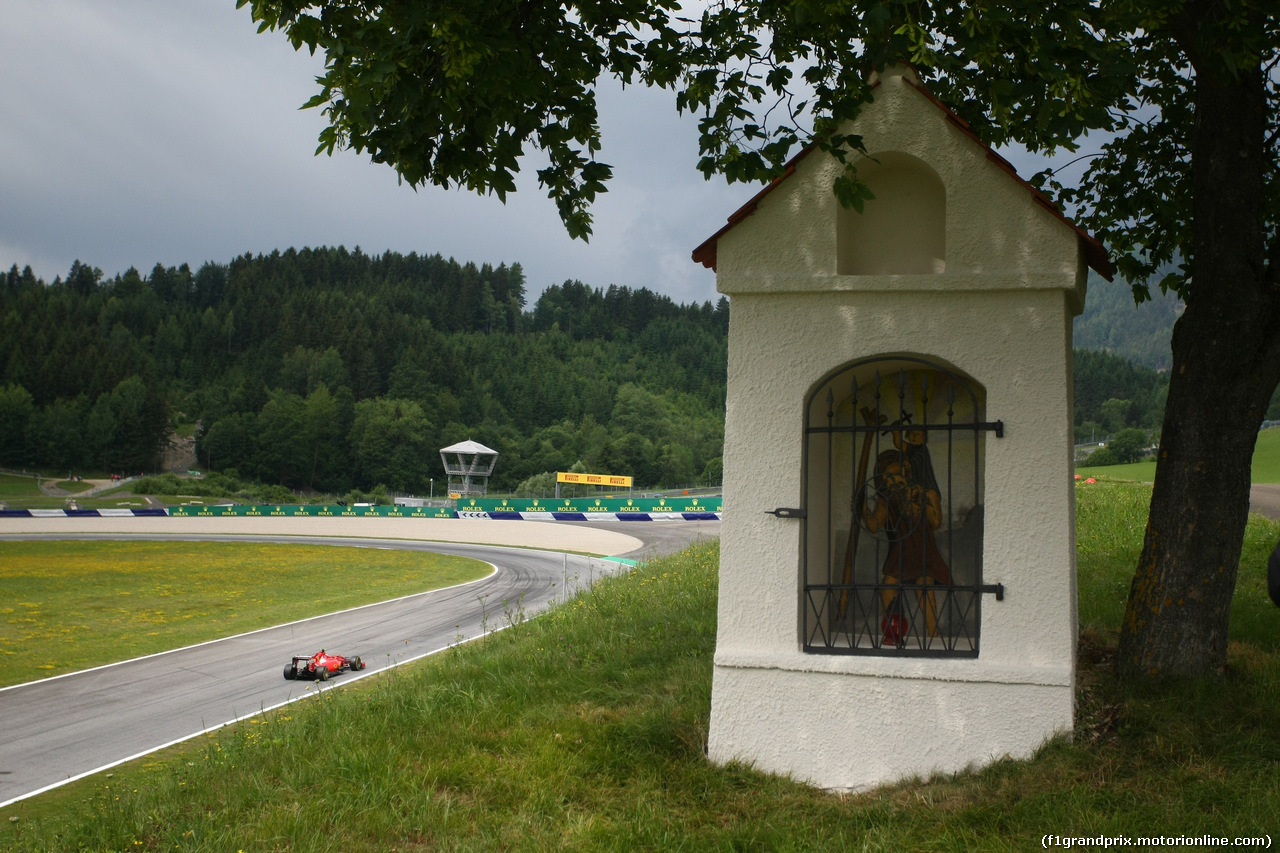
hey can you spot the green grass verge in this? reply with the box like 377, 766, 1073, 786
1077, 424, 1280, 483
0, 542, 489, 688
1251, 425, 1280, 483
1074, 459, 1156, 482
0, 473, 41, 501
5, 496, 1279, 850
1074, 480, 1280, 650
5, 496, 151, 510
0, 472, 147, 510
51, 479, 95, 495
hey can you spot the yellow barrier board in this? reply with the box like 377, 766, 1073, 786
556, 471, 633, 487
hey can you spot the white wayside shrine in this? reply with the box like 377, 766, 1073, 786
692, 65, 1114, 791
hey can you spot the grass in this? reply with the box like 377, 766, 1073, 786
0, 542, 490, 687
0, 471, 147, 510
51, 479, 95, 495
1073, 480, 1280, 651
4, 489, 1280, 851
0, 473, 42, 501
1076, 423, 1280, 483
1074, 459, 1156, 482
1251, 425, 1280, 483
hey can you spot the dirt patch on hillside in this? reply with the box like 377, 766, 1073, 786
160, 431, 198, 473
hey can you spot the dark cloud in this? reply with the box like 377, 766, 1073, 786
0, 2, 741, 304
3, 4, 1075, 306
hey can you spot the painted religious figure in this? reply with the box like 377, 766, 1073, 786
861, 417, 951, 645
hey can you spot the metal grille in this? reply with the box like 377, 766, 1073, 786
800, 358, 1002, 657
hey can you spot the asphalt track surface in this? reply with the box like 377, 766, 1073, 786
1251, 483, 1280, 522
0, 519, 719, 809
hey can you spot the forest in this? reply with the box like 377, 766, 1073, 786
1071, 273, 1280, 455
0, 249, 727, 496
1, 248, 1216, 492
1072, 270, 1184, 371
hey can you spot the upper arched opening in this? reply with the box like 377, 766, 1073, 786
836, 151, 946, 276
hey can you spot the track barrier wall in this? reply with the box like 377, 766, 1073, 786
1, 497, 722, 521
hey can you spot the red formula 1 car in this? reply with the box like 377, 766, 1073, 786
283, 649, 366, 681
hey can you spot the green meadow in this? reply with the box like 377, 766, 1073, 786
0, 472, 150, 511
0, 474, 55, 505
3, 482, 1278, 851
1076, 423, 1280, 483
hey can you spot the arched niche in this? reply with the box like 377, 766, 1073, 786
836, 152, 946, 275
801, 356, 997, 657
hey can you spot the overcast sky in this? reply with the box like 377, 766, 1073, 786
0, 1, 759, 306
2, 2, 1073, 308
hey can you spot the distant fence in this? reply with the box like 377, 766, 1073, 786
167, 504, 457, 519
1, 498, 722, 521
455, 496, 721, 521
0, 508, 168, 518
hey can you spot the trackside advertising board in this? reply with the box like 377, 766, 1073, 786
167, 504, 457, 518
556, 471, 633, 487
456, 496, 722, 514
163, 498, 722, 518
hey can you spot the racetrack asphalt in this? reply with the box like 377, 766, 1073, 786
1251, 483, 1280, 523
0, 516, 719, 809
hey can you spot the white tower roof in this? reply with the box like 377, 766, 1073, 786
439, 439, 497, 455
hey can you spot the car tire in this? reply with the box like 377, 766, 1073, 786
350, 656, 362, 671
316, 667, 329, 682
284, 666, 296, 680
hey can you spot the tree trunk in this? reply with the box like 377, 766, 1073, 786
1117, 58, 1280, 680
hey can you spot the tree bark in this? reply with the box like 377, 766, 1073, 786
1117, 54, 1280, 679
